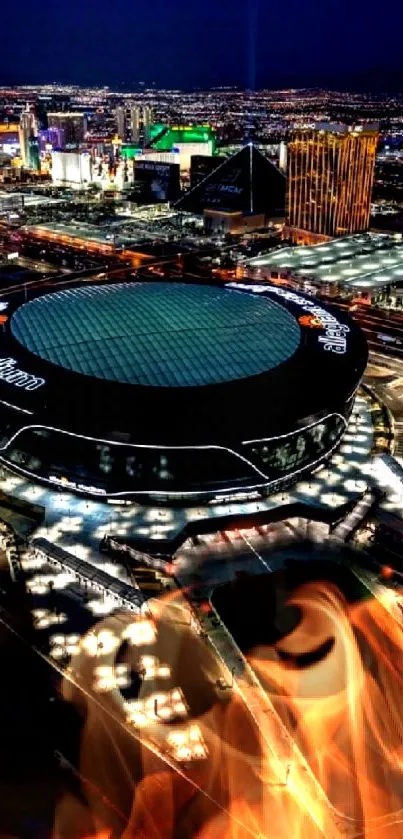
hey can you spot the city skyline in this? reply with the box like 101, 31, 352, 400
1, 0, 403, 92
2, 14, 403, 836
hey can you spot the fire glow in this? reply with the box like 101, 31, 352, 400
56, 578, 403, 839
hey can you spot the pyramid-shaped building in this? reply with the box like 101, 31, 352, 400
175, 144, 286, 218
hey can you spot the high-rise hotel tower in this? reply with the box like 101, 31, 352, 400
286, 123, 378, 243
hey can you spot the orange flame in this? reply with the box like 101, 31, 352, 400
81, 833, 111, 839
56, 578, 403, 839
246, 581, 403, 837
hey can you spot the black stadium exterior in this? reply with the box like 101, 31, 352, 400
0, 280, 367, 504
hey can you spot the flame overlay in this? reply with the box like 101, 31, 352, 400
56, 576, 403, 839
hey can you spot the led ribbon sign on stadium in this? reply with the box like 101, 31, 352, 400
0, 358, 45, 391
227, 284, 350, 355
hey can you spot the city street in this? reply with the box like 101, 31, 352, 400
365, 350, 403, 457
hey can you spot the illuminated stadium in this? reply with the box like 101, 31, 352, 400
0, 281, 367, 502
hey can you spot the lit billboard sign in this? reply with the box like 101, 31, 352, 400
135, 160, 180, 203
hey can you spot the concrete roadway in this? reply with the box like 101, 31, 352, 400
364, 350, 403, 456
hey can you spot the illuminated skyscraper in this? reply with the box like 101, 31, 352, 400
19, 106, 38, 167
130, 106, 140, 143
28, 136, 40, 171
279, 140, 287, 172
47, 112, 87, 147
286, 123, 378, 242
116, 106, 127, 141
115, 105, 153, 145
142, 106, 153, 143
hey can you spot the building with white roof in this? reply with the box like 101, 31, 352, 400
248, 232, 403, 303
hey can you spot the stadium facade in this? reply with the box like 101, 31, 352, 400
0, 281, 367, 504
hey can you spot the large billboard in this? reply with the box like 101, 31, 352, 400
134, 160, 180, 203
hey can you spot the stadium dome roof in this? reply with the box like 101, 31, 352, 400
11, 283, 300, 388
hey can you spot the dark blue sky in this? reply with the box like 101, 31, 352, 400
1, 0, 403, 91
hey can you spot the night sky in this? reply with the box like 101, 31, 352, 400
1, 0, 403, 91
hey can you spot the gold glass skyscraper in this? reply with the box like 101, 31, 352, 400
286, 123, 378, 242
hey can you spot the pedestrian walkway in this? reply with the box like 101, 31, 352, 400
330, 488, 379, 543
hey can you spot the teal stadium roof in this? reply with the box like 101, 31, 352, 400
10, 283, 300, 388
